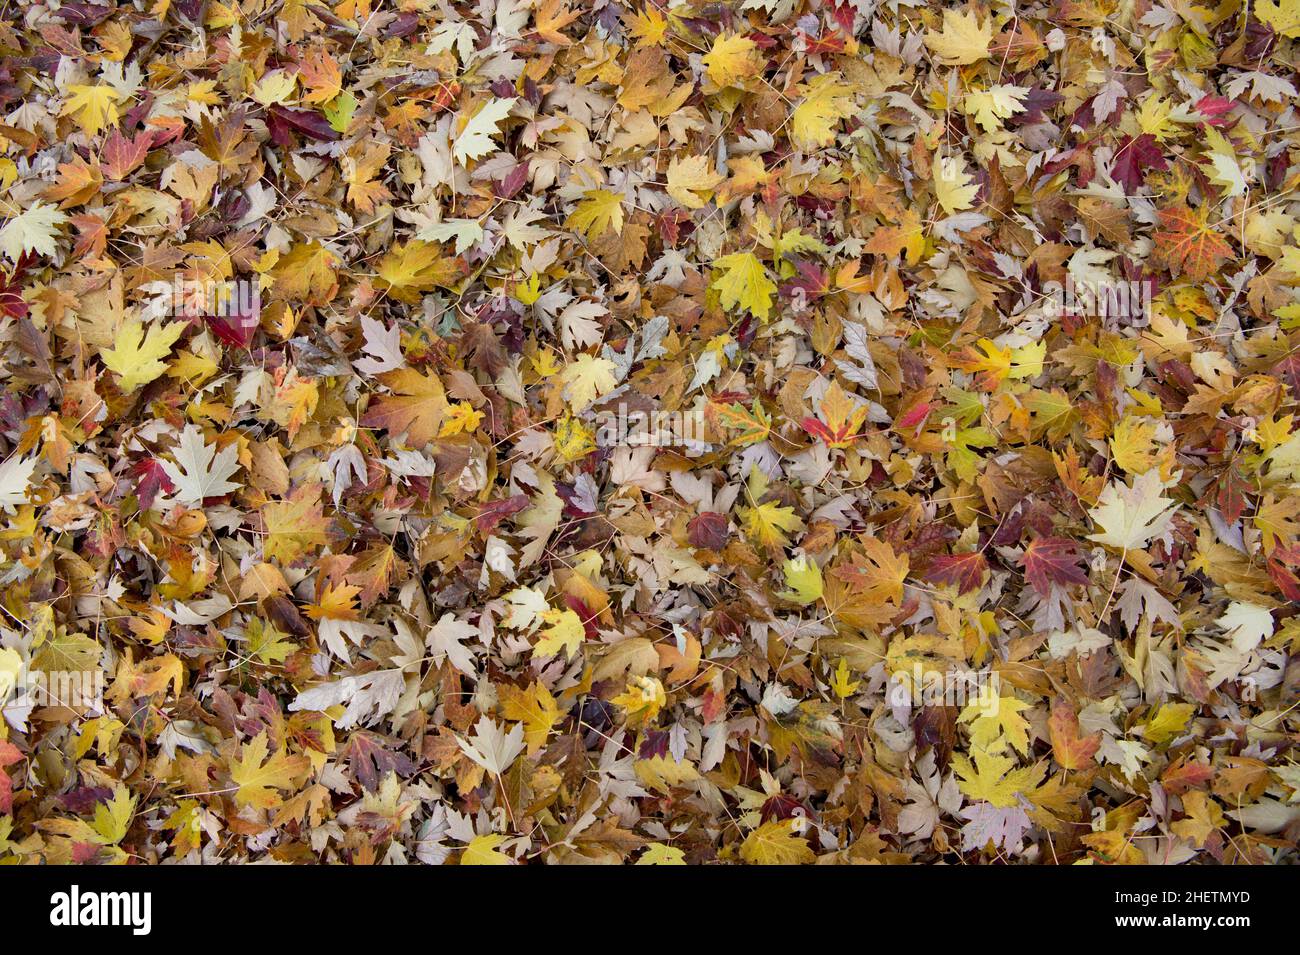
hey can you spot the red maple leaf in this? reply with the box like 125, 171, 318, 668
688, 511, 729, 550
1267, 544, 1300, 602
1020, 537, 1087, 595
1110, 133, 1167, 192
925, 552, 988, 594
0, 739, 22, 813
1153, 203, 1232, 281
475, 494, 529, 534
100, 129, 153, 180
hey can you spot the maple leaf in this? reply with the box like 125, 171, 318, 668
361, 367, 449, 447
461, 833, 513, 865
666, 155, 725, 210
230, 732, 310, 809
61, 84, 125, 136
531, 0, 581, 44
160, 425, 242, 507
740, 497, 805, 552
262, 482, 329, 564
712, 251, 776, 321
925, 9, 992, 65
298, 47, 342, 105
1109, 133, 1167, 191
952, 747, 1045, 808
1153, 203, 1232, 282
933, 153, 979, 215
1143, 702, 1195, 744
1257, 0, 1300, 38
354, 315, 404, 376
778, 555, 824, 605
272, 241, 340, 305
790, 74, 856, 150
198, 109, 259, 170
453, 97, 516, 164
831, 538, 908, 604
611, 675, 666, 724
245, 618, 297, 666
532, 608, 584, 659
960, 689, 1032, 756
707, 397, 772, 446
0, 454, 38, 512
1086, 470, 1179, 550
456, 716, 525, 776
739, 819, 815, 865
959, 801, 1034, 854
637, 843, 687, 865
565, 189, 624, 239
702, 33, 760, 86
90, 785, 136, 845
0, 202, 67, 262
801, 381, 868, 449
499, 682, 559, 754
1020, 537, 1087, 595
557, 353, 617, 411
829, 658, 861, 698
1048, 698, 1100, 770
99, 319, 185, 393
963, 85, 1028, 131
1110, 415, 1158, 474
376, 240, 461, 302
343, 142, 393, 213
44, 157, 103, 209
427, 613, 478, 675
926, 551, 988, 594
1172, 791, 1226, 848
1254, 493, 1300, 554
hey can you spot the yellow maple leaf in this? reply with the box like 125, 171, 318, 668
702, 33, 760, 86
1110, 415, 1158, 475
1257, 0, 1300, 38
779, 555, 824, 605
533, 607, 585, 659
230, 731, 309, 809
934, 153, 979, 215
460, 833, 513, 865
712, 251, 776, 321
739, 819, 815, 865
558, 353, 617, 411
666, 154, 725, 210
376, 240, 460, 302
611, 675, 666, 724
952, 746, 1045, 808
499, 681, 559, 754
741, 498, 805, 551
100, 319, 186, 393
790, 73, 856, 150
565, 189, 624, 239
959, 689, 1033, 756
61, 84, 125, 137
962, 85, 1028, 132
1143, 702, 1195, 744
924, 9, 992, 65
262, 483, 329, 564
637, 843, 687, 865
829, 658, 861, 698
271, 241, 340, 305
625, 6, 669, 45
